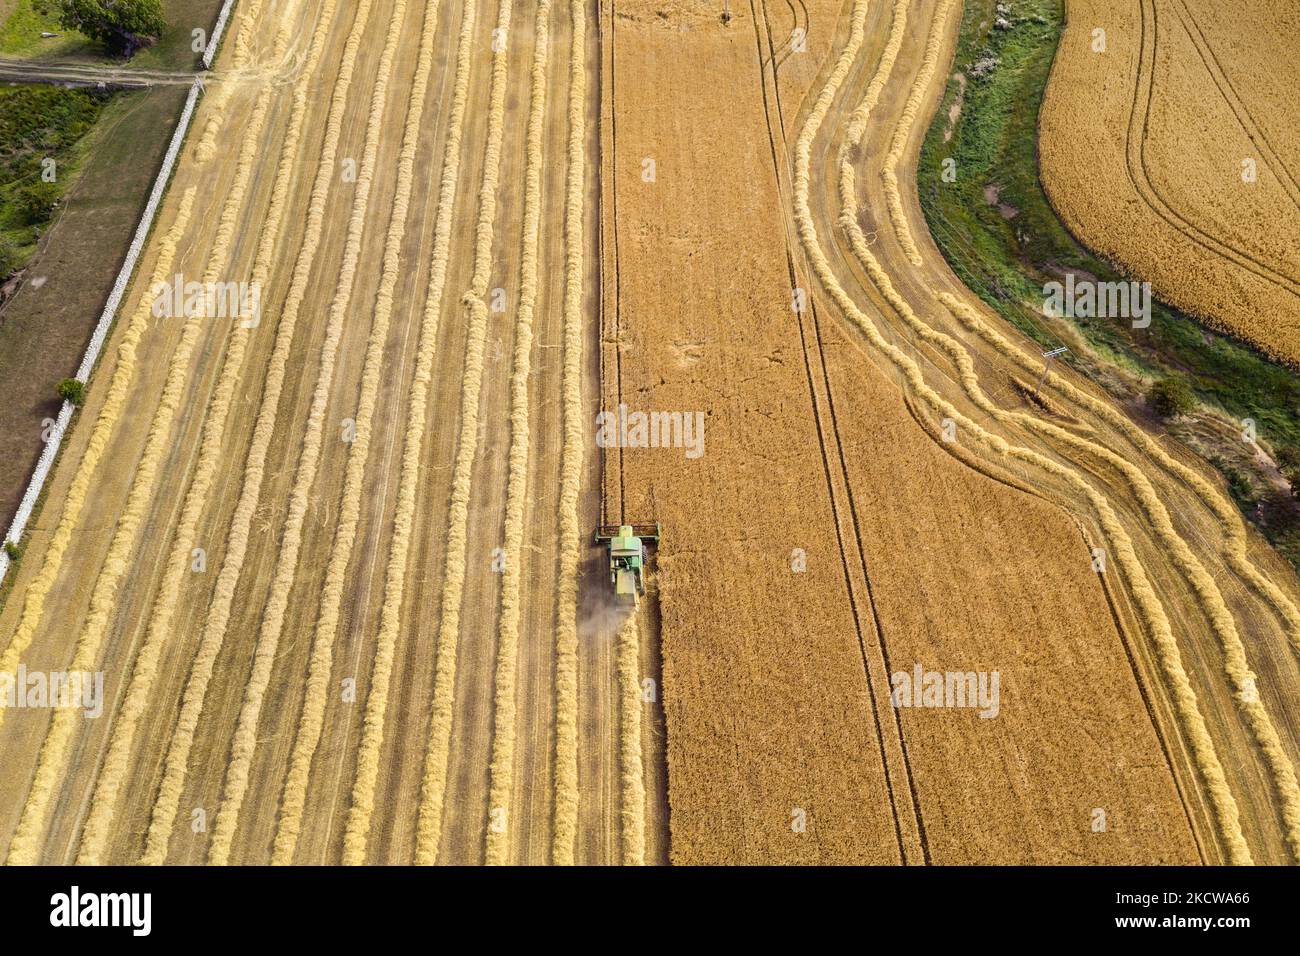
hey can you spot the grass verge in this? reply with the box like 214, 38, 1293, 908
0, 84, 111, 278
0, 0, 90, 59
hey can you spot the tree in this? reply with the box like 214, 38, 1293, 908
57, 377, 86, 406
1147, 376, 1195, 419
58, 0, 165, 57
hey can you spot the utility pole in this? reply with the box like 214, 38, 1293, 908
1034, 347, 1069, 399
722, 1, 732, 23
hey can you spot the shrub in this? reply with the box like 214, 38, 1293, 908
1276, 446, 1300, 472
3, 540, 20, 562
1277, 447, 1300, 500
57, 377, 86, 406
1283, 469, 1300, 501
16, 180, 61, 225
1226, 466, 1257, 508
1148, 376, 1195, 419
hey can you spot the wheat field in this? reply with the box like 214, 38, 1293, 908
1041, 0, 1300, 365
1, 0, 1299, 869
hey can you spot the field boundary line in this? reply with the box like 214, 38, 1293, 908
598, 0, 624, 527
204, 0, 240, 69
594, 0, 621, 856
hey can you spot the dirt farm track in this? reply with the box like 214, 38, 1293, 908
1, 0, 1299, 866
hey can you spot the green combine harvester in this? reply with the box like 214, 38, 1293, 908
594, 522, 661, 604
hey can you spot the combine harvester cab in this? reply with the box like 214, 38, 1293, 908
595, 522, 661, 605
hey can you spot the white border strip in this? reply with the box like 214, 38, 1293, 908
0, 57, 212, 586
203, 0, 238, 70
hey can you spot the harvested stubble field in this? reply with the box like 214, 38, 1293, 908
2, 0, 1299, 869
0, 0, 659, 865
1041, 0, 1300, 366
